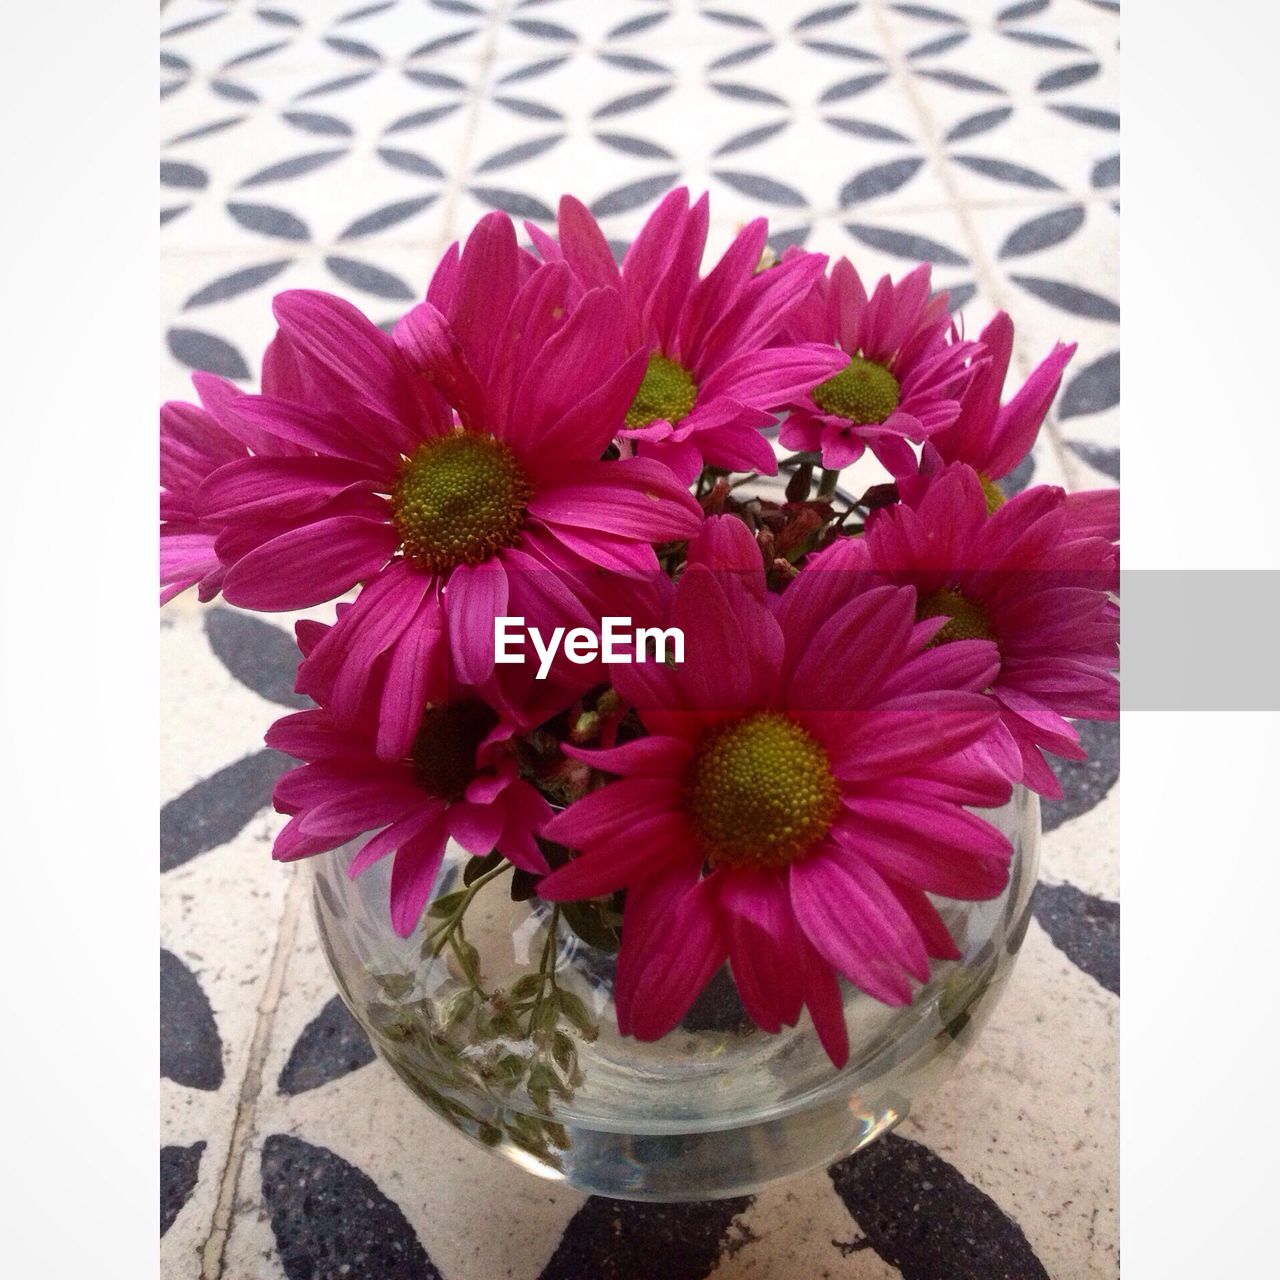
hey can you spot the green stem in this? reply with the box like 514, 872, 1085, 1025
424, 860, 513, 955
817, 467, 842, 499
527, 906, 562, 1033
447, 929, 484, 993
778, 450, 822, 470
544, 906, 562, 997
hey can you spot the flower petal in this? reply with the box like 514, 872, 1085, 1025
222, 516, 398, 610
393, 301, 489, 430
389, 819, 451, 937
446, 559, 510, 686
528, 456, 703, 542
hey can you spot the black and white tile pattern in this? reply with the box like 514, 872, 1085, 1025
160, 1, 1119, 1275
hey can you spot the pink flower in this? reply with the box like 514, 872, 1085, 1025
779, 259, 982, 472
1063, 485, 1120, 546
185, 212, 704, 758
160, 373, 282, 603
914, 310, 1076, 506
527, 188, 847, 482
537, 517, 1015, 1067
160, 337, 357, 604
267, 691, 552, 937
848, 463, 1119, 798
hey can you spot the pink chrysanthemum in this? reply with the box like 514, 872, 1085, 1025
537, 517, 1016, 1067
185, 212, 704, 758
268, 690, 551, 937
161, 340, 358, 604
896, 311, 1119, 557
526, 188, 847, 482
846, 463, 1119, 798
779, 259, 982, 472
1062, 485, 1120, 546
911, 309, 1076, 508
160, 373, 286, 604
161, 388, 246, 604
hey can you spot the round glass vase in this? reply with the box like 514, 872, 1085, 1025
311, 786, 1040, 1201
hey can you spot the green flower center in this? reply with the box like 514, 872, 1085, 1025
625, 353, 698, 429
411, 701, 500, 802
812, 355, 901, 424
978, 472, 1006, 515
392, 432, 531, 572
917, 588, 995, 647
685, 712, 838, 869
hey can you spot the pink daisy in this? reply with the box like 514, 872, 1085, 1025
160, 372, 300, 604
779, 258, 982, 472
186, 212, 703, 758
1063, 484, 1120, 550
267, 689, 552, 938
846, 462, 1119, 798
161, 387, 247, 604
160, 320, 377, 606
537, 517, 1016, 1067
910, 309, 1076, 511
525, 188, 848, 482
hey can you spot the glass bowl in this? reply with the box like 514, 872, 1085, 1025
311, 786, 1039, 1200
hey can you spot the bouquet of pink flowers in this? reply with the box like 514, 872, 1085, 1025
161, 188, 1118, 1071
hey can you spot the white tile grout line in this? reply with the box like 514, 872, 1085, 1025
198, 864, 309, 1280
437, 0, 511, 243
866, 0, 1090, 493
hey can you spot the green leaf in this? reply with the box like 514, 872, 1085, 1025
452, 938, 482, 985
550, 1029, 578, 1073
561, 899, 621, 953
509, 973, 544, 1000
428, 889, 469, 919
369, 970, 416, 1000
463, 851, 504, 886
442, 989, 475, 1030
556, 989, 598, 1040
527, 1062, 561, 1113
367, 1002, 417, 1043
495, 1052, 528, 1084
489, 1011, 522, 1039
509, 867, 541, 902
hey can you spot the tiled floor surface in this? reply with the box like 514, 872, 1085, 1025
160, 2, 1120, 1276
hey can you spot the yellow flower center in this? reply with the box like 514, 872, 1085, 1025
685, 712, 839, 870
812, 355, 901, 424
625, 353, 698, 429
978, 472, 1006, 515
917, 588, 995, 647
410, 701, 500, 802
392, 432, 531, 572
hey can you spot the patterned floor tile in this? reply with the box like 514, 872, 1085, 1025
909, 922, 1119, 1280
710, 1171, 902, 1279
960, 0, 1121, 35
162, 83, 468, 255
892, 17, 1118, 204
161, 603, 298, 1275
161, 240, 442, 393
220, 902, 589, 1280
